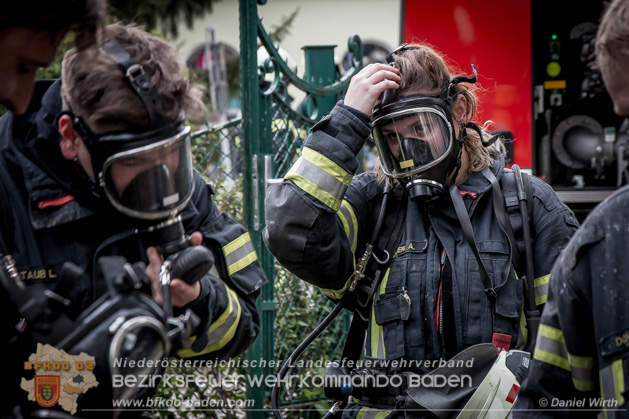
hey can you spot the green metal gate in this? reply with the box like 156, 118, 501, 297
193, 1, 364, 416
241, 1, 365, 416
241, 1, 364, 417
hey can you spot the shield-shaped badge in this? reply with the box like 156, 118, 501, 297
34, 375, 61, 408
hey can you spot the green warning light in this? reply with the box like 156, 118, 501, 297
551, 34, 558, 40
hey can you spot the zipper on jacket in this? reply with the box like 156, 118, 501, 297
439, 250, 447, 352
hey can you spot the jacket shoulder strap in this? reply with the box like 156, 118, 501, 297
500, 165, 534, 279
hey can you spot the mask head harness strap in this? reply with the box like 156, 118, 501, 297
100, 37, 173, 130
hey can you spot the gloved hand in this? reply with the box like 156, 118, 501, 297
145, 231, 206, 307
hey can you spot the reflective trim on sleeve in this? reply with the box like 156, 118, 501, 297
223, 232, 258, 276
357, 406, 393, 419
285, 147, 353, 211
568, 352, 596, 391
534, 324, 570, 371
535, 324, 596, 391
177, 285, 242, 358
534, 274, 550, 306
370, 269, 390, 359
338, 200, 358, 254
318, 281, 351, 300
600, 359, 626, 409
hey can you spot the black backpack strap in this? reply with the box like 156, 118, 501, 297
500, 165, 535, 280
500, 168, 524, 277
342, 184, 407, 362
500, 165, 540, 352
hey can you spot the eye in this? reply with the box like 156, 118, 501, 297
412, 124, 427, 134
385, 132, 399, 142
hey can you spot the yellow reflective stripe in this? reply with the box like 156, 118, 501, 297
337, 200, 358, 254
536, 324, 596, 390
573, 377, 595, 392
569, 353, 596, 369
520, 310, 528, 348
534, 274, 550, 306
285, 147, 353, 211
177, 285, 242, 357
370, 269, 390, 359
535, 324, 570, 371
600, 359, 627, 410
223, 232, 251, 254
223, 232, 258, 275
613, 359, 626, 406
228, 252, 258, 276
318, 276, 352, 300
569, 351, 595, 391
535, 349, 570, 371
534, 274, 550, 287
539, 323, 564, 342
357, 406, 392, 419
301, 147, 352, 186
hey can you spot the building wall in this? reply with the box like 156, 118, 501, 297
174, 0, 402, 78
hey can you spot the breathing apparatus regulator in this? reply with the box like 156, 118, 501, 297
1, 37, 215, 410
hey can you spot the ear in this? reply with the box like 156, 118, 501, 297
451, 93, 468, 122
58, 114, 80, 160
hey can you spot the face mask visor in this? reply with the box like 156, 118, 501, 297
101, 126, 194, 220
372, 107, 454, 180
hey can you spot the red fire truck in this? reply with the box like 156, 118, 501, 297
403, 0, 627, 220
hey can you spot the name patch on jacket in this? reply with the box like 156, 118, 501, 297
393, 240, 427, 258
18, 265, 63, 281
600, 329, 629, 357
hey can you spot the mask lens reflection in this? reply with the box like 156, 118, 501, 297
102, 127, 194, 220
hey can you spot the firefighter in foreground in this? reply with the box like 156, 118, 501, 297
264, 42, 578, 417
0, 23, 265, 416
1, 3, 106, 417
515, 0, 629, 417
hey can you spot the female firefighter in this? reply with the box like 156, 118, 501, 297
263, 42, 579, 417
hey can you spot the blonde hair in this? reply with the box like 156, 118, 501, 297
61, 23, 205, 133
596, 0, 629, 72
375, 42, 506, 184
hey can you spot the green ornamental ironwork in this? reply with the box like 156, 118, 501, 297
229, 1, 365, 417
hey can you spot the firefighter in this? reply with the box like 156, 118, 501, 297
1, 3, 105, 417
515, 0, 629, 417
264, 42, 578, 417
0, 23, 265, 416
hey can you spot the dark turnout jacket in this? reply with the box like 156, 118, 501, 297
264, 101, 578, 366
0, 80, 265, 417
515, 185, 629, 418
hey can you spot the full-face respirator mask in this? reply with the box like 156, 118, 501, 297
371, 44, 481, 202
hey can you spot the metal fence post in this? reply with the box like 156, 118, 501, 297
239, 1, 269, 418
